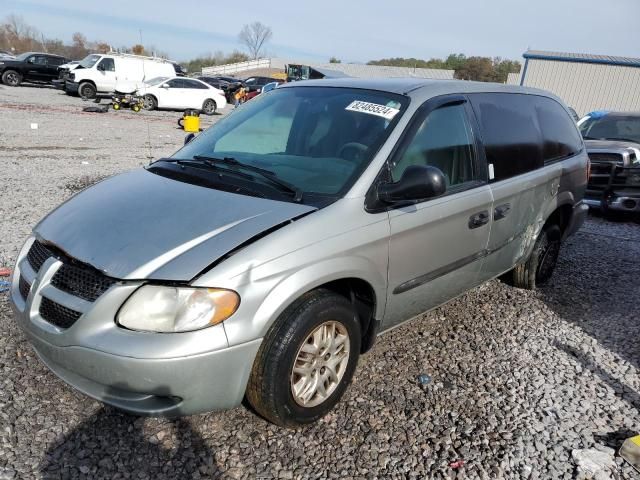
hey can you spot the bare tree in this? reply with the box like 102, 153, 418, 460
1, 14, 41, 52
238, 22, 272, 60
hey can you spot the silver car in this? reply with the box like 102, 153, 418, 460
10, 78, 589, 427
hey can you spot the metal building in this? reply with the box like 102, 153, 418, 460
511, 50, 640, 116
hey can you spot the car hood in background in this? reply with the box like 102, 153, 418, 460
34, 169, 316, 281
585, 139, 640, 150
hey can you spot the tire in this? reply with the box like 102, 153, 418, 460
79, 82, 96, 99
511, 224, 562, 289
202, 98, 216, 115
143, 95, 157, 111
112, 102, 120, 110
246, 289, 361, 428
2, 70, 21, 86
131, 104, 140, 112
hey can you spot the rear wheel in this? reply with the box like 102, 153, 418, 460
511, 224, 562, 289
143, 95, 157, 111
2, 70, 21, 86
246, 289, 361, 427
202, 99, 216, 115
79, 82, 97, 99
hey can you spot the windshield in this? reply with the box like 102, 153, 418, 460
170, 86, 408, 205
15, 52, 32, 61
145, 76, 169, 86
579, 114, 640, 144
79, 54, 101, 69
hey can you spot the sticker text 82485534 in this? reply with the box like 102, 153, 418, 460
345, 101, 400, 120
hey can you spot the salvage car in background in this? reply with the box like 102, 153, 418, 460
578, 111, 640, 215
139, 76, 227, 114
66, 53, 176, 99
0, 52, 67, 86
10, 79, 587, 427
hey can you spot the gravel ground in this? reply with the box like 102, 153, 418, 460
1, 85, 640, 480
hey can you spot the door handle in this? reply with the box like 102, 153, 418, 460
494, 203, 511, 220
468, 210, 490, 229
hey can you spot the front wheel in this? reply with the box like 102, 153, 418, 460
2, 70, 21, 86
202, 99, 216, 115
79, 82, 97, 99
246, 289, 361, 427
142, 95, 157, 111
511, 224, 562, 289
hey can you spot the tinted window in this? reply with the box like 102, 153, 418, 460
32, 55, 47, 65
167, 79, 185, 88
470, 93, 543, 181
534, 96, 583, 162
98, 58, 115, 72
47, 56, 64, 66
391, 103, 475, 186
183, 79, 208, 89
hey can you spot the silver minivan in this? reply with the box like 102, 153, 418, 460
10, 79, 588, 427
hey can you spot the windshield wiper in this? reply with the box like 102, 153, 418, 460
193, 155, 303, 202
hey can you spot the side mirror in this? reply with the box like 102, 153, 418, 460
377, 165, 446, 203
27, 57, 35, 63
184, 133, 195, 145
97, 64, 104, 71
161, 83, 169, 88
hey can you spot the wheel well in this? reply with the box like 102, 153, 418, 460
314, 278, 377, 353
545, 204, 573, 238
79, 79, 96, 87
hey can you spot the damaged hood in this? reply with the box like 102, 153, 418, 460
35, 169, 316, 281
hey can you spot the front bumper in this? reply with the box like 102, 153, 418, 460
65, 80, 79, 94
585, 194, 640, 212
10, 241, 262, 416
23, 327, 261, 416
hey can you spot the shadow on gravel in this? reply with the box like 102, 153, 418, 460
538, 221, 640, 371
39, 405, 218, 479
555, 341, 640, 411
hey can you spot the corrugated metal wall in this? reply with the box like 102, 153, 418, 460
506, 72, 521, 85
522, 59, 640, 116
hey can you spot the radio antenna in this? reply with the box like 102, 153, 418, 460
139, 29, 153, 161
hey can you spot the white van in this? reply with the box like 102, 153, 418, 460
66, 53, 176, 98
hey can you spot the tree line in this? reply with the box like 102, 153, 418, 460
368, 54, 521, 83
0, 14, 167, 60
2, 14, 521, 82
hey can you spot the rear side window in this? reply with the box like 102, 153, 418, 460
47, 57, 64, 66
469, 93, 543, 181
534, 96, 583, 162
183, 79, 208, 89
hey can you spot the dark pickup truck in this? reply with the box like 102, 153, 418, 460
0, 52, 68, 87
579, 111, 640, 214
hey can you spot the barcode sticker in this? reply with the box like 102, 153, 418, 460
345, 101, 400, 120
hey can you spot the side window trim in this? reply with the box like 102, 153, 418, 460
365, 94, 486, 212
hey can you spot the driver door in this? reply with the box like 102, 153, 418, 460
25, 55, 48, 82
383, 96, 493, 329
95, 57, 116, 91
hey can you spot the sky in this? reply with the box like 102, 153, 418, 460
3, 0, 640, 63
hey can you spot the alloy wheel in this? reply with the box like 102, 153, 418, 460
290, 320, 350, 408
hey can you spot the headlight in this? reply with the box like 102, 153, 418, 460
117, 285, 239, 333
